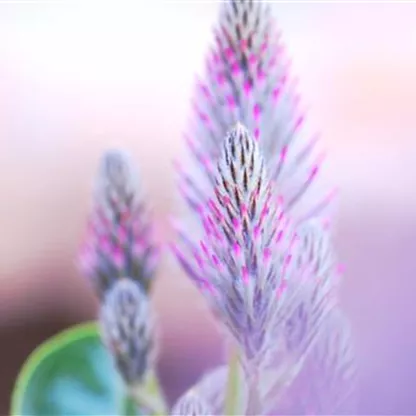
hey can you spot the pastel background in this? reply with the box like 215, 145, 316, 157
1, 1, 416, 414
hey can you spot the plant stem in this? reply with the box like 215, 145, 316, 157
246, 369, 262, 416
225, 348, 241, 415
128, 371, 168, 415
120, 393, 137, 416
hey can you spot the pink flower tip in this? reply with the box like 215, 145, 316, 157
232, 242, 241, 256
242, 266, 249, 284
253, 103, 261, 121
263, 247, 272, 261
243, 80, 252, 96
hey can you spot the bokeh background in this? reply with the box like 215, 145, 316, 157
1, 1, 416, 414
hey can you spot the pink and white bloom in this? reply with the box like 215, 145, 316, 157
78, 149, 158, 298
177, 0, 336, 226
173, 123, 319, 364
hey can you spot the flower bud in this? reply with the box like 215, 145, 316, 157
99, 278, 154, 385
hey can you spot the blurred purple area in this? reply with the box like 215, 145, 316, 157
1, 2, 416, 414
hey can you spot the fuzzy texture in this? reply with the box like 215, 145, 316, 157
275, 221, 340, 360
269, 309, 358, 415
170, 390, 213, 416
177, 0, 335, 226
78, 149, 158, 299
99, 278, 154, 385
190, 310, 357, 416
173, 123, 319, 364
191, 364, 248, 415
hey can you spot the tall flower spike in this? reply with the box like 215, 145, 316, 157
173, 123, 307, 364
100, 278, 154, 385
78, 149, 158, 299
170, 390, 213, 416
178, 0, 335, 225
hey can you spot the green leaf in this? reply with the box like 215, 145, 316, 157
10, 321, 140, 416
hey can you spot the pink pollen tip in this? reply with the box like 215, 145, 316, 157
231, 62, 240, 75
285, 254, 292, 265
222, 195, 231, 205
294, 115, 304, 131
200, 112, 210, 124
201, 156, 212, 170
276, 281, 287, 298
280, 145, 288, 161
200, 83, 211, 98
225, 47, 234, 59
263, 247, 272, 261
254, 128, 260, 140
253, 103, 261, 120
272, 87, 281, 101
257, 69, 266, 82
309, 164, 319, 179
232, 217, 241, 230
226, 95, 236, 109
240, 204, 248, 215
232, 242, 241, 256
276, 230, 284, 242
242, 266, 249, 284
200, 241, 209, 255
194, 252, 204, 269
212, 254, 220, 267
244, 80, 252, 96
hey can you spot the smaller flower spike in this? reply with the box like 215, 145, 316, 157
78, 149, 158, 299
170, 390, 212, 416
276, 220, 339, 359
173, 123, 310, 364
268, 309, 358, 415
100, 278, 154, 385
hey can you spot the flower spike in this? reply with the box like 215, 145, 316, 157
78, 149, 158, 298
179, 0, 335, 226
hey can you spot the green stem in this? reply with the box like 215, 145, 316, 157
120, 393, 137, 416
128, 372, 168, 416
225, 348, 241, 415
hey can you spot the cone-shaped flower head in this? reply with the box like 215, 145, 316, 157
178, 0, 335, 225
173, 123, 312, 363
78, 149, 158, 298
170, 390, 212, 416
100, 278, 154, 385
